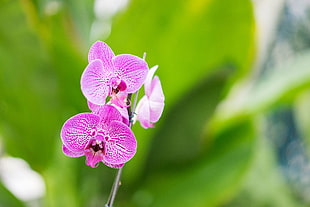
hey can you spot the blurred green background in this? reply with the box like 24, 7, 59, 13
0, 0, 310, 206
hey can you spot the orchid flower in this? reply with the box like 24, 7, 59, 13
81, 41, 149, 107
135, 65, 165, 128
61, 39, 166, 207
61, 105, 136, 168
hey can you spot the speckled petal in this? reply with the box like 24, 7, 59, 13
103, 161, 125, 169
97, 105, 122, 126
61, 113, 100, 152
104, 121, 137, 164
81, 60, 111, 105
110, 93, 128, 108
113, 54, 148, 93
88, 41, 115, 72
85, 150, 104, 168
111, 104, 130, 126
62, 145, 84, 157
87, 101, 100, 113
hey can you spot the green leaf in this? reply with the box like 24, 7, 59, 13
0, 182, 26, 207
144, 67, 234, 173
108, 0, 255, 106
131, 118, 255, 207
295, 91, 310, 153
0, 0, 88, 172
224, 135, 303, 207
215, 51, 310, 123
0, 0, 56, 171
110, 0, 256, 184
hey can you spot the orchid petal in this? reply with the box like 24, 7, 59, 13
88, 41, 115, 72
111, 104, 130, 126
104, 121, 137, 164
62, 145, 84, 157
97, 105, 122, 126
81, 60, 111, 105
136, 96, 154, 128
149, 76, 164, 102
110, 93, 128, 108
87, 101, 100, 113
144, 65, 158, 97
149, 101, 165, 123
85, 150, 104, 168
103, 161, 125, 169
136, 75, 164, 128
61, 113, 100, 152
89, 101, 129, 126
149, 76, 165, 122
113, 54, 148, 93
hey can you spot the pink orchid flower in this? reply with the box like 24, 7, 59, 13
61, 105, 136, 168
81, 41, 149, 106
135, 65, 165, 128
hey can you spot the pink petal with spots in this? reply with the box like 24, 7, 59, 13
87, 101, 100, 113
104, 121, 137, 164
61, 113, 100, 152
88, 41, 115, 72
97, 105, 122, 126
88, 101, 129, 126
113, 54, 148, 93
104, 161, 125, 169
111, 104, 130, 126
85, 150, 104, 168
110, 93, 128, 108
81, 60, 111, 105
62, 145, 84, 157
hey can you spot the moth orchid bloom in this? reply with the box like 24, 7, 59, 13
81, 41, 149, 107
135, 65, 165, 128
61, 105, 136, 168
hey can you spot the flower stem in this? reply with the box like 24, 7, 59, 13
105, 167, 123, 207
105, 90, 140, 207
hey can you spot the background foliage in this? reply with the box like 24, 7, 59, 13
0, 0, 310, 206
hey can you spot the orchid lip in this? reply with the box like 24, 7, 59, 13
84, 139, 106, 168
111, 79, 127, 95
87, 139, 105, 154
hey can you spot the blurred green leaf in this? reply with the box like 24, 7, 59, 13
223, 135, 304, 207
112, 0, 256, 185
0, 1, 88, 207
294, 90, 310, 153
215, 51, 310, 123
0, 0, 57, 171
0, 0, 90, 172
130, 118, 255, 207
144, 66, 234, 173
0, 182, 26, 207
108, 0, 255, 106
62, 0, 95, 43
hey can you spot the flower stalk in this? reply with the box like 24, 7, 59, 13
105, 90, 139, 207
105, 167, 123, 207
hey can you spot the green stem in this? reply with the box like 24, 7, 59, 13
105, 167, 123, 207
105, 90, 140, 207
